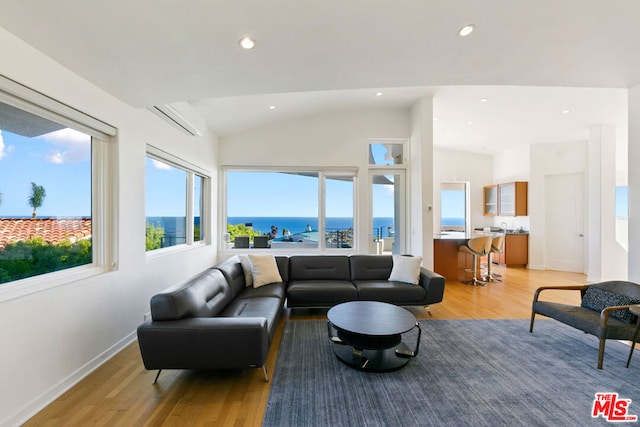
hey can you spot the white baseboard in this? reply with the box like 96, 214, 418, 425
3, 331, 137, 427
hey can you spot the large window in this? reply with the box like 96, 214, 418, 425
0, 76, 116, 291
145, 149, 208, 251
224, 169, 355, 250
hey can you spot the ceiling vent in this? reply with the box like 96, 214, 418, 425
148, 104, 203, 136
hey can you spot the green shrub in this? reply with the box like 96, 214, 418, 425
0, 237, 92, 284
227, 223, 261, 242
146, 222, 165, 251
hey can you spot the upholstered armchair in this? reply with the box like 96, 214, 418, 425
529, 281, 640, 369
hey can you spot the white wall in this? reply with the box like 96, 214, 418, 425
433, 148, 493, 232
629, 85, 640, 282
0, 28, 219, 426
529, 141, 587, 270
410, 98, 434, 268
220, 108, 412, 254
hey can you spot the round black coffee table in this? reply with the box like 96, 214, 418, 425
327, 301, 421, 371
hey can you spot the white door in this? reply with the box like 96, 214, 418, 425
545, 173, 585, 272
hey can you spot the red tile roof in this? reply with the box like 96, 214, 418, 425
0, 218, 92, 250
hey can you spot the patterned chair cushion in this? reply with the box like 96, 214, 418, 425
580, 285, 640, 324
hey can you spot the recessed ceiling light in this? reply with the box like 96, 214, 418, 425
468, 121, 473, 125
239, 37, 255, 49
269, 105, 276, 110
458, 25, 475, 37
480, 98, 488, 103
562, 109, 571, 114
376, 92, 383, 97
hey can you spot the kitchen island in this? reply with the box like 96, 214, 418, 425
433, 231, 529, 282
433, 232, 475, 282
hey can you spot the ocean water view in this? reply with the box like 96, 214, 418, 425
441, 217, 465, 226
145, 216, 463, 242
228, 217, 395, 238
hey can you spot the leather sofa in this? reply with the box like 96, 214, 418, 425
136, 256, 288, 383
286, 254, 445, 308
136, 254, 444, 382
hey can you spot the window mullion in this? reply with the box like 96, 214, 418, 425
319, 173, 326, 251
186, 173, 194, 245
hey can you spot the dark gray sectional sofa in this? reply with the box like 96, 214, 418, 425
137, 254, 445, 382
286, 254, 445, 308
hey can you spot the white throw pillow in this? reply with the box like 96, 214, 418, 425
239, 255, 253, 287
388, 255, 422, 285
248, 254, 283, 288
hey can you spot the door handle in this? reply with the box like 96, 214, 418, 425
578, 233, 584, 237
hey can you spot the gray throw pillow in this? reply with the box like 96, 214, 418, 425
580, 286, 640, 324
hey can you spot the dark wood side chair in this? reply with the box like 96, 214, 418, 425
530, 281, 640, 369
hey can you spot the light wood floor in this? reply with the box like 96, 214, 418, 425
24, 266, 588, 427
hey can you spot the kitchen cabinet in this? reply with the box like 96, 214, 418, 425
498, 182, 528, 216
495, 233, 528, 267
483, 185, 498, 216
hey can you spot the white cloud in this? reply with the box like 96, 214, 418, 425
45, 151, 65, 164
0, 131, 12, 161
40, 128, 91, 163
152, 159, 172, 171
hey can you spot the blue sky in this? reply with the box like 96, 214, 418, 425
227, 171, 394, 218
0, 129, 91, 217
3, 129, 628, 220
441, 189, 466, 218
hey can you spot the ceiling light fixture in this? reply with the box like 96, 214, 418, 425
468, 121, 473, 125
239, 37, 255, 49
376, 92, 383, 97
562, 109, 571, 114
480, 98, 488, 103
269, 105, 276, 110
458, 25, 475, 37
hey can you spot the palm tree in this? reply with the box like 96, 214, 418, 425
28, 182, 46, 218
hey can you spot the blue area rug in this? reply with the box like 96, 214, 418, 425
263, 319, 640, 426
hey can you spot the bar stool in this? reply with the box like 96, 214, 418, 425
459, 236, 493, 286
486, 234, 505, 282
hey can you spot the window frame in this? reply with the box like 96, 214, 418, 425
145, 145, 210, 259
0, 74, 117, 302
220, 166, 357, 253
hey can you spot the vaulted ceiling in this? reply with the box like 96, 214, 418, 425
0, 1, 637, 153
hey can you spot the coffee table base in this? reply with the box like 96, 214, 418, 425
330, 340, 414, 371
327, 321, 421, 372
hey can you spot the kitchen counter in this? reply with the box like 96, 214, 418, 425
433, 230, 529, 281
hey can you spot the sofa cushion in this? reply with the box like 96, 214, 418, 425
287, 280, 357, 307
580, 284, 640, 324
388, 255, 422, 285
354, 280, 427, 303
150, 269, 232, 320
249, 254, 283, 288
239, 255, 253, 287
349, 255, 393, 281
273, 256, 289, 282
289, 255, 351, 281
239, 282, 286, 300
214, 256, 247, 298
220, 296, 283, 338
